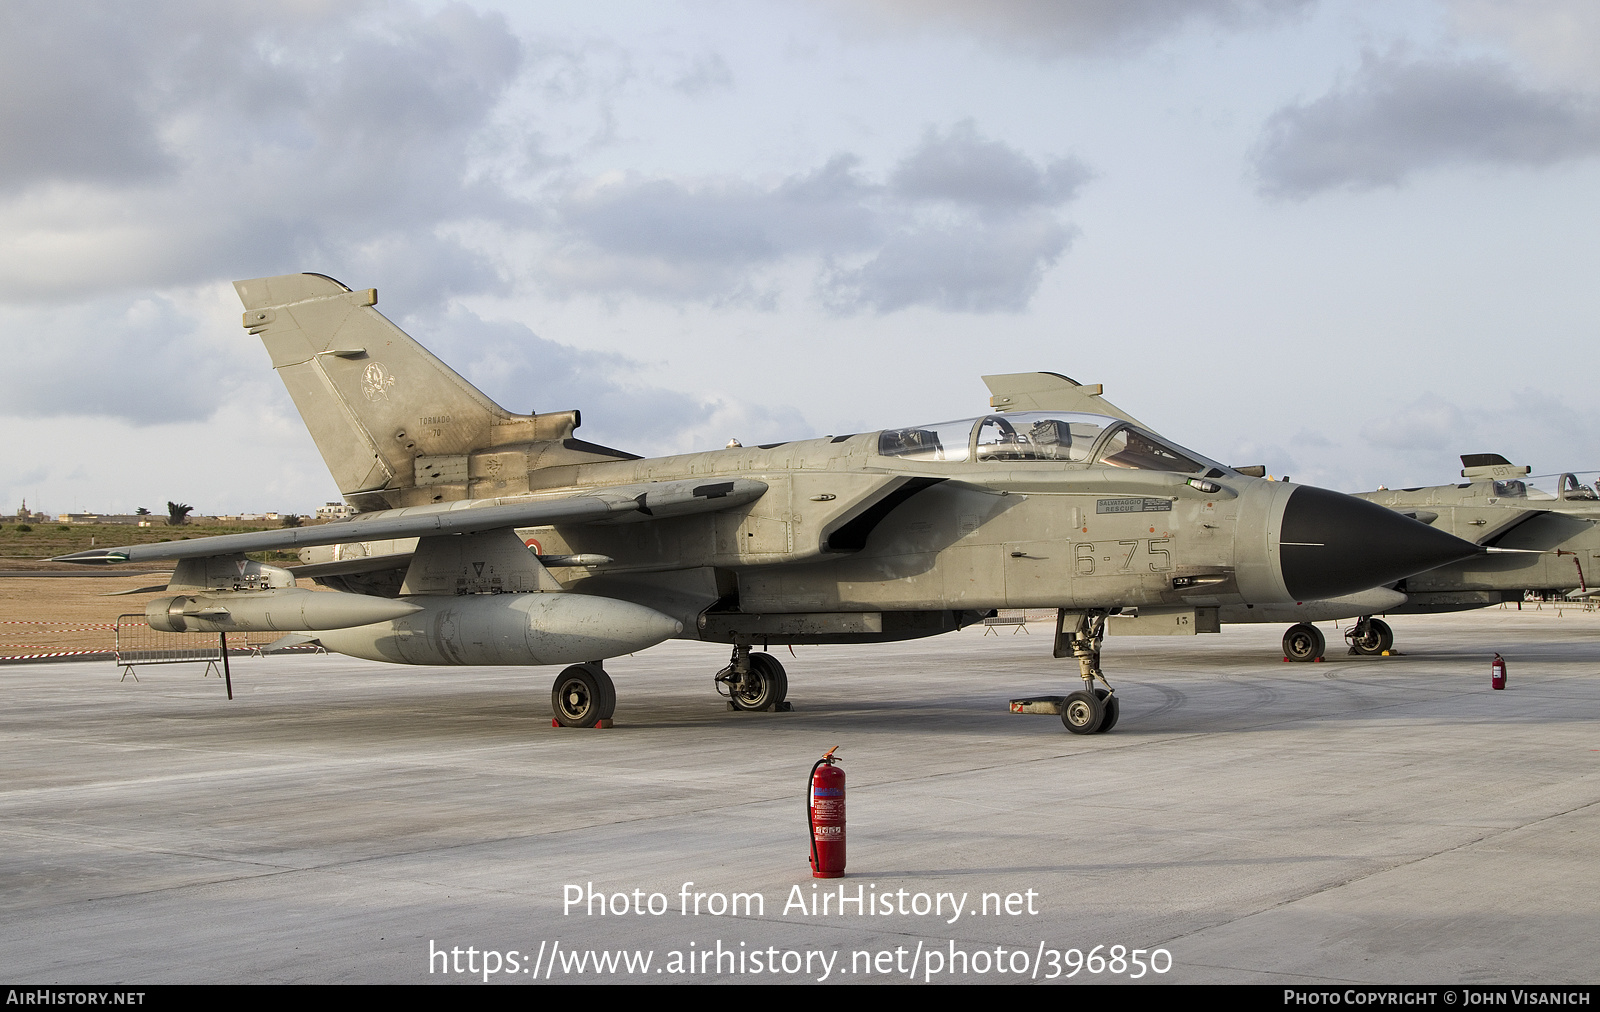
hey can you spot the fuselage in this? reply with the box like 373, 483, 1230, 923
303, 412, 1481, 640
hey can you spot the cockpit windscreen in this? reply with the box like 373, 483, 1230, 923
1093, 427, 1208, 474
877, 412, 1224, 475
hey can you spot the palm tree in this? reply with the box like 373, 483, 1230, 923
166, 502, 193, 526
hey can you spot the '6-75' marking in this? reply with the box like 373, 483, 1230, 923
1073, 539, 1172, 576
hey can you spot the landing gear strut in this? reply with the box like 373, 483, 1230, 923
715, 642, 792, 712
1008, 610, 1123, 732
1346, 616, 1395, 656
1055, 610, 1119, 734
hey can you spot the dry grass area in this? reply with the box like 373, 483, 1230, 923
0, 522, 297, 571
0, 575, 344, 657
0, 523, 309, 655
0, 575, 176, 655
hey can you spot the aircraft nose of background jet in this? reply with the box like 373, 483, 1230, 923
1278, 485, 1482, 601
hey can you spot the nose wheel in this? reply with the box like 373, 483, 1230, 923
1008, 610, 1122, 734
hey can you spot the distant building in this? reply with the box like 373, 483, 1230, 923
60, 513, 149, 525
22, 504, 335, 528
10, 499, 51, 523
204, 513, 282, 528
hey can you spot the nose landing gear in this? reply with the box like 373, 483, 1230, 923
1057, 611, 1119, 734
1009, 610, 1120, 734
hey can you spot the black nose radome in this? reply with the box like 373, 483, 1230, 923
1279, 485, 1482, 601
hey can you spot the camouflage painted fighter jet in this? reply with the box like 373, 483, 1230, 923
977, 380, 1600, 662
57, 274, 1482, 733
1228, 455, 1600, 661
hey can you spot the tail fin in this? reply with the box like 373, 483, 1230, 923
236, 274, 583, 508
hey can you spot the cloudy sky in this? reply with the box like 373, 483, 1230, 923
3, 0, 1598, 515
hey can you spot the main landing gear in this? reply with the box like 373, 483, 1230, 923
1283, 617, 1397, 662
551, 644, 797, 727
1283, 623, 1325, 662
714, 642, 793, 712
1346, 616, 1395, 656
552, 662, 616, 728
1008, 610, 1121, 734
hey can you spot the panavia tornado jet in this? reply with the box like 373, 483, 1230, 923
1218, 454, 1600, 661
980, 382, 1597, 663
57, 274, 1482, 733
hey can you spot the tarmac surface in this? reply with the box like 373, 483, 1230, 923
3, 607, 1597, 985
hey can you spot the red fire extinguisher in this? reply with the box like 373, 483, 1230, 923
809, 746, 845, 879
1492, 653, 1507, 690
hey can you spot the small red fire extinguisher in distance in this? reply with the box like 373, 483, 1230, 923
1492, 653, 1508, 690
809, 746, 845, 879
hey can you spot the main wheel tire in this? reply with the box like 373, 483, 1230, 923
1061, 689, 1105, 734
1348, 618, 1395, 656
1370, 618, 1394, 653
1349, 621, 1381, 655
552, 663, 615, 727
751, 653, 789, 704
730, 653, 788, 711
1283, 623, 1326, 662
1093, 687, 1120, 733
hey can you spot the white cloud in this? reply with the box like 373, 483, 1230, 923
825, 0, 1314, 57
536, 122, 1088, 313
0, 2, 527, 305
819, 217, 1075, 313
889, 120, 1090, 213
1252, 49, 1600, 197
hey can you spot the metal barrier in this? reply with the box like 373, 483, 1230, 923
110, 617, 323, 695
983, 611, 1030, 635
113, 614, 225, 682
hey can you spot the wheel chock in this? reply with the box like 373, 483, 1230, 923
1010, 696, 1065, 715
550, 718, 614, 728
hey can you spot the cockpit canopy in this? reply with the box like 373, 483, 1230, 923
1461, 479, 1560, 501
877, 412, 1226, 475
